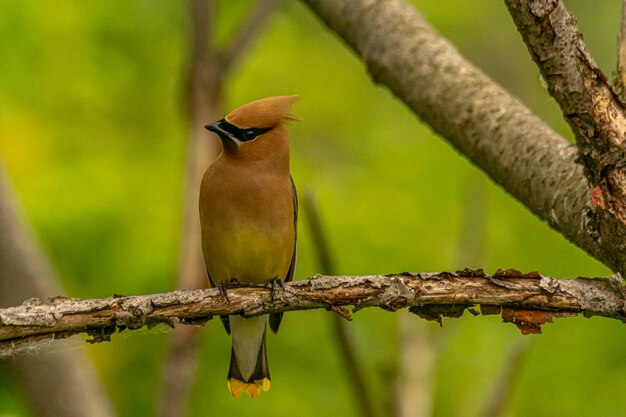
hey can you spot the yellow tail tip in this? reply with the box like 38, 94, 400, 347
228, 378, 271, 399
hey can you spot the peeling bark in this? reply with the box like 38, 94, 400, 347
301, 0, 626, 274
1, 270, 625, 351
505, 0, 626, 179
504, 0, 626, 271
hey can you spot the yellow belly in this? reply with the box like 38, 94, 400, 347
203, 222, 293, 285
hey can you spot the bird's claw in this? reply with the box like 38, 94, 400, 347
264, 278, 284, 301
218, 282, 230, 303
218, 279, 242, 303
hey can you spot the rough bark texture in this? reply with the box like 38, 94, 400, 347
2, 270, 625, 350
505, 0, 626, 277
301, 0, 626, 274
0, 163, 115, 417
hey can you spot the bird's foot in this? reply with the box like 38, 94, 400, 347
264, 277, 284, 301
218, 279, 242, 303
217, 282, 230, 303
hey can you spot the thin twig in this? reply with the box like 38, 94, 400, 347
302, 190, 378, 417
220, 0, 286, 72
478, 338, 532, 417
157, 326, 203, 417
393, 178, 489, 417
301, 190, 337, 274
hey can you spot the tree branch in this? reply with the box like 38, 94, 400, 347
505, 0, 626, 179
504, 0, 626, 273
300, 0, 626, 274
2, 270, 625, 352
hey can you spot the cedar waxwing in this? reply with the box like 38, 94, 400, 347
199, 96, 298, 398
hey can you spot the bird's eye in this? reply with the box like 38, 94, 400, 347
239, 126, 271, 141
243, 130, 257, 141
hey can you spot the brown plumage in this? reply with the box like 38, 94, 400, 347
199, 96, 298, 398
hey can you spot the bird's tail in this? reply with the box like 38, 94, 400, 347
227, 317, 271, 398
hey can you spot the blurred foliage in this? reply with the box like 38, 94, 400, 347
0, 1, 623, 417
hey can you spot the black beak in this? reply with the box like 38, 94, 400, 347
204, 121, 223, 134
204, 119, 238, 151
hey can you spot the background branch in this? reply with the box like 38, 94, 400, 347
302, 190, 377, 417
302, 0, 626, 275
478, 337, 532, 417
2, 271, 625, 351
158, 2, 220, 416
0, 162, 115, 417
395, 314, 435, 417
220, 0, 286, 72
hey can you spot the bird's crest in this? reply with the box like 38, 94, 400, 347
225, 95, 299, 129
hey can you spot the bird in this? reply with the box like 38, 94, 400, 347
199, 96, 298, 398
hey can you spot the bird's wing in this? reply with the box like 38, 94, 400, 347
284, 175, 298, 284
269, 176, 298, 333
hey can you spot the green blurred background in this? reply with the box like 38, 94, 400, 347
0, 1, 623, 416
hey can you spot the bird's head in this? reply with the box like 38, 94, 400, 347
205, 96, 298, 160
